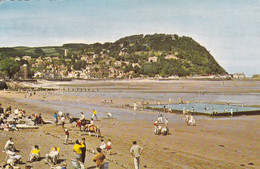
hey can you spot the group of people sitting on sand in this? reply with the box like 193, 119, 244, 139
153, 112, 169, 135
185, 113, 196, 126
0, 103, 47, 132
2, 137, 66, 169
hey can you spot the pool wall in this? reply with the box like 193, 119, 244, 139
145, 105, 260, 117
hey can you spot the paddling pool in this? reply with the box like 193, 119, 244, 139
147, 103, 260, 116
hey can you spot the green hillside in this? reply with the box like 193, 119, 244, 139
0, 33, 227, 78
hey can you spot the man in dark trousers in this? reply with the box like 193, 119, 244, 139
81, 138, 86, 163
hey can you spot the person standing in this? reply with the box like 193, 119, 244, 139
133, 102, 138, 111
81, 138, 86, 163
73, 140, 85, 162
164, 118, 169, 125
106, 139, 112, 155
92, 109, 98, 120
130, 141, 143, 169
157, 112, 163, 123
92, 148, 106, 169
54, 112, 58, 126
64, 129, 69, 144
76, 120, 82, 131
61, 115, 65, 128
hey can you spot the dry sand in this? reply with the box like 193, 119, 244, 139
0, 80, 260, 169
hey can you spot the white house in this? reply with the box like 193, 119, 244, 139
148, 56, 158, 63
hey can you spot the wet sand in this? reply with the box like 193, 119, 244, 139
0, 80, 260, 169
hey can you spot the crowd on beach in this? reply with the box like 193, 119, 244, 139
0, 96, 199, 169
0, 102, 146, 169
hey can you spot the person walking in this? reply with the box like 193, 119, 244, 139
130, 141, 143, 169
92, 109, 98, 120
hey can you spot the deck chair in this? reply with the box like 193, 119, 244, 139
46, 147, 60, 164
28, 149, 40, 161
71, 159, 85, 169
51, 147, 60, 161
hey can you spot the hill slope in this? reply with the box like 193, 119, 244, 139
0, 33, 227, 78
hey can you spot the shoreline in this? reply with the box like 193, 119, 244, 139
0, 81, 260, 169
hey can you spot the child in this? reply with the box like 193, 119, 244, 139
99, 139, 106, 152
106, 139, 112, 155
76, 120, 81, 131
64, 129, 70, 144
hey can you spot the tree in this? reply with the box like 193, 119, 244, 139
34, 48, 45, 56
0, 58, 20, 78
73, 60, 86, 70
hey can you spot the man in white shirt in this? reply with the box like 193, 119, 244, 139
4, 137, 16, 152
130, 141, 143, 169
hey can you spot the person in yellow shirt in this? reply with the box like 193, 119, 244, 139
29, 145, 40, 162
92, 148, 106, 169
92, 109, 98, 120
73, 140, 85, 162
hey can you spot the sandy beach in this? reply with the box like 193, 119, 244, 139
0, 80, 260, 169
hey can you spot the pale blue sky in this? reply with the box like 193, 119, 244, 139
0, 0, 259, 76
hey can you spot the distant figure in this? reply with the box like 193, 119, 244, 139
106, 139, 112, 155
183, 107, 186, 114
80, 112, 85, 121
188, 115, 196, 126
92, 109, 98, 120
133, 102, 138, 111
185, 114, 190, 125
130, 141, 143, 169
54, 113, 58, 125
76, 120, 82, 131
158, 112, 163, 123
168, 108, 172, 113
64, 129, 70, 144
154, 120, 158, 130
107, 112, 112, 118
164, 118, 169, 125
230, 107, 233, 116
61, 115, 65, 128
100, 139, 106, 151
191, 107, 194, 113
224, 108, 227, 113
